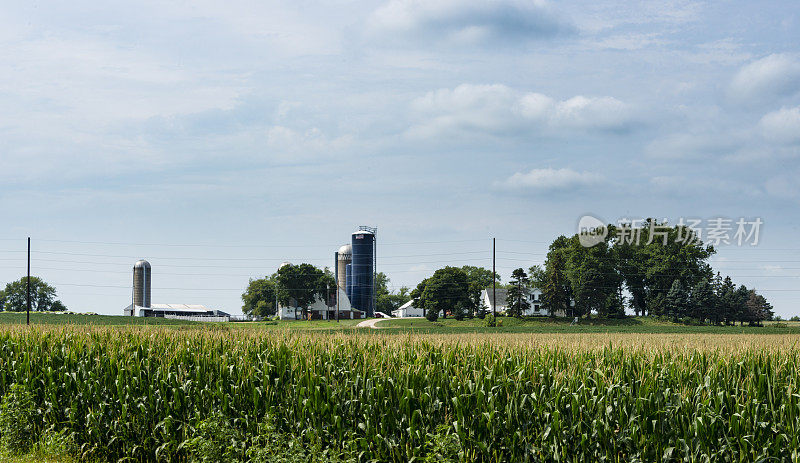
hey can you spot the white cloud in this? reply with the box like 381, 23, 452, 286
645, 132, 743, 159
759, 106, 800, 144
264, 126, 354, 161
408, 84, 632, 139
367, 0, 572, 46
764, 175, 800, 200
549, 95, 631, 130
0, 34, 246, 123
729, 54, 800, 104
590, 33, 667, 51
567, 0, 703, 35
501, 168, 604, 191
648, 175, 763, 198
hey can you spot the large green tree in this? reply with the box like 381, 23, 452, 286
460, 265, 499, 318
1, 277, 64, 312
717, 276, 737, 325
241, 275, 278, 318
745, 290, 773, 326
732, 285, 752, 326
274, 263, 329, 319
616, 219, 714, 317
506, 268, 530, 318
535, 236, 574, 317
689, 278, 717, 321
565, 236, 621, 318
415, 267, 470, 321
664, 280, 689, 320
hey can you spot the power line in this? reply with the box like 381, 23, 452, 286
16, 256, 490, 268
0, 266, 473, 276
2, 250, 486, 261
4, 237, 488, 248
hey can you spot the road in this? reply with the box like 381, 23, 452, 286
356, 318, 388, 329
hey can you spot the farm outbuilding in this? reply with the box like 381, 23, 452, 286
392, 300, 424, 318
124, 303, 230, 322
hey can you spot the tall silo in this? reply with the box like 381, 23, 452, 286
133, 260, 151, 308
351, 230, 375, 316
337, 244, 352, 292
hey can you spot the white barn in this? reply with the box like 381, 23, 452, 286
277, 287, 365, 320
124, 303, 230, 322
392, 299, 424, 318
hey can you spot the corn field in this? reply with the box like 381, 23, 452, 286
0, 325, 799, 461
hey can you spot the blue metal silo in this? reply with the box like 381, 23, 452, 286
351, 230, 375, 316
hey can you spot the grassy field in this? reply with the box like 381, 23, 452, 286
0, 312, 198, 326
373, 316, 800, 334
235, 318, 364, 330
0, 324, 797, 462
6, 311, 800, 334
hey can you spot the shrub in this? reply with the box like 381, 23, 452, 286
484, 314, 496, 327
425, 309, 439, 322
36, 427, 78, 459
247, 419, 317, 463
424, 425, 461, 462
180, 414, 245, 463
0, 384, 37, 454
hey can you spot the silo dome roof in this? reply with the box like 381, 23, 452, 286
279, 261, 292, 269
134, 260, 151, 269
338, 244, 352, 255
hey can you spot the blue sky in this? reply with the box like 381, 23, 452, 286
1, 0, 799, 316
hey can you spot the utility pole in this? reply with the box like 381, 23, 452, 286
373, 228, 377, 318
334, 251, 339, 322
26, 237, 31, 325
492, 237, 496, 318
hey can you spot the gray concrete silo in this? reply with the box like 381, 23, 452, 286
133, 260, 151, 308
336, 244, 352, 292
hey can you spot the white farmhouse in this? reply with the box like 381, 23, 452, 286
481, 288, 569, 317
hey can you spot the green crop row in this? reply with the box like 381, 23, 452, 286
0, 327, 798, 462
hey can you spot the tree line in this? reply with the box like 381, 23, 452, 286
241, 264, 417, 318
241, 221, 774, 324
242, 264, 499, 321
528, 219, 773, 324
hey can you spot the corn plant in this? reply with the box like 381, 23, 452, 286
0, 326, 797, 461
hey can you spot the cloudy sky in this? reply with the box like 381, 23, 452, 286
1, 0, 799, 316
